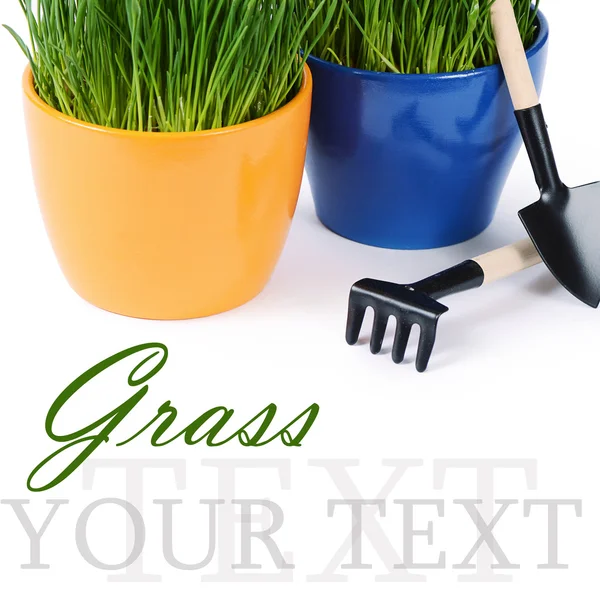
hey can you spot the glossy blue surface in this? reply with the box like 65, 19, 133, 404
306, 12, 549, 249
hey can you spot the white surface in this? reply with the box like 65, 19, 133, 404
0, 1, 598, 597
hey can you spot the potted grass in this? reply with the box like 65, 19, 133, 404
302, 0, 548, 249
4, 0, 335, 319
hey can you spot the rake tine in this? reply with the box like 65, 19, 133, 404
346, 301, 367, 345
370, 312, 389, 354
392, 320, 413, 364
415, 322, 439, 373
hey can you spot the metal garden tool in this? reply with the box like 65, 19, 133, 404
492, 0, 600, 308
346, 240, 542, 372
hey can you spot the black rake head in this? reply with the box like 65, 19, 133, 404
346, 278, 449, 373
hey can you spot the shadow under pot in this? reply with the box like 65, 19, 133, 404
22, 66, 313, 320
306, 11, 549, 250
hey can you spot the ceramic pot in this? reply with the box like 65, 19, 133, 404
306, 12, 549, 249
22, 66, 312, 319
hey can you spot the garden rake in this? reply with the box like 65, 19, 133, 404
346, 240, 541, 372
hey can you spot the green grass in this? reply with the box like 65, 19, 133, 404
302, 0, 541, 74
5, 0, 336, 132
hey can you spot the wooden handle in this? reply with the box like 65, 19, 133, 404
491, 0, 539, 110
475, 239, 542, 284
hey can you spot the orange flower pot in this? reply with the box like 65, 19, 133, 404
22, 66, 312, 319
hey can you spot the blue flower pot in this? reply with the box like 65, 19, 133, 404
306, 12, 549, 249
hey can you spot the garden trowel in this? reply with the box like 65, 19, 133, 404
492, 0, 600, 308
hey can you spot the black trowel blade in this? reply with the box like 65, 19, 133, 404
519, 182, 600, 309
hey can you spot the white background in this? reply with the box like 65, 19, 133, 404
0, 0, 598, 597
